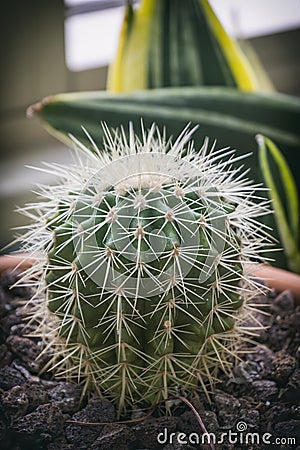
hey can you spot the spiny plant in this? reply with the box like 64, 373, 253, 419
19, 123, 270, 416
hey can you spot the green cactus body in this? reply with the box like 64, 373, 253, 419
21, 124, 269, 415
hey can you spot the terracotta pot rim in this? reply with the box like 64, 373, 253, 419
0, 253, 36, 273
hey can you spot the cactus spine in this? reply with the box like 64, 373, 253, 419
20, 123, 269, 415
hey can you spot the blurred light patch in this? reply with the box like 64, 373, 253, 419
64, 0, 300, 72
65, 0, 103, 6
65, 6, 124, 71
210, 0, 300, 38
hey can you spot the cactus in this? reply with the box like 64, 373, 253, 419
20, 123, 270, 415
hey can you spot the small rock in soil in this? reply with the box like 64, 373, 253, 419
178, 410, 218, 435
47, 436, 75, 450
214, 390, 240, 411
24, 381, 50, 412
251, 380, 279, 401
90, 423, 135, 449
238, 408, 260, 430
233, 360, 261, 383
0, 271, 30, 299
65, 397, 115, 449
0, 366, 26, 390
1, 385, 29, 420
271, 351, 296, 385
0, 344, 12, 368
267, 309, 299, 353
246, 345, 276, 379
282, 370, 300, 403
214, 391, 240, 428
274, 419, 300, 440
133, 416, 178, 449
0, 416, 7, 442
264, 402, 297, 426
271, 290, 294, 315
0, 311, 24, 339
49, 382, 83, 414
11, 403, 64, 443
6, 335, 47, 373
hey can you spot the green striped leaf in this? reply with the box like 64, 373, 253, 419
107, 0, 263, 92
28, 86, 300, 269
28, 87, 300, 158
258, 135, 300, 273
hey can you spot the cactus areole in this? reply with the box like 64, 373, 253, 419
21, 123, 269, 415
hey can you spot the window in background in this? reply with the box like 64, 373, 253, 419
65, 3, 125, 71
64, 0, 300, 72
210, 0, 300, 38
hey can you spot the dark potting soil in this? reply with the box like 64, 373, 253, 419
0, 270, 299, 450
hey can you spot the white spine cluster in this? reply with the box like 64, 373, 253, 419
17, 123, 271, 414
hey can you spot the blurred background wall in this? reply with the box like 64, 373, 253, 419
0, 0, 299, 252
0, 0, 108, 251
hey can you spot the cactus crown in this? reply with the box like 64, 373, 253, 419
20, 123, 270, 415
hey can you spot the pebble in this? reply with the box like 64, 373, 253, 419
0, 417, 6, 442
271, 290, 294, 315
252, 380, 279, 401
0, 270, 31, 299
214, 391, 240, 411
246, 345, 276, 379
65, 396, 115, 449
1, 385, 29, 419
0, 366, 26, 390
177, 410, 219, 435
280, 370, 300, 402
11, 403, 64, 442
47, 437, 75, 450
90, 423, 135, 449
132, 416, 178, 449
214, 391, 240, 428
6, 335, 47, 373
238, 408, 260, 430
49, 382, 83, 414
274, 419, 300, 440
272, 352, 296, 384
24, 381, 50, 411
0, 344, 12, 368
